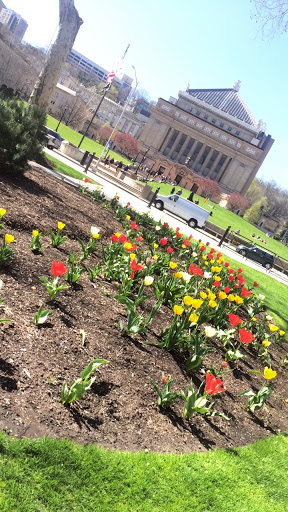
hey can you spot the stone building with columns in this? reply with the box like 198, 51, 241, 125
138, 82, 274, 195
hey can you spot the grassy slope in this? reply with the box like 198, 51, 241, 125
0, 432, 287, 512
147, 182, 288, 261
46, 115, 131, 165
44, 151, 98, 184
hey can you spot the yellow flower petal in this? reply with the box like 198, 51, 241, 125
144, 276, 154, 286
0, 208, 6, 216
183, 295, 194, 306
169, 261, 177, 269
264, 367, 277, 380
57, 222, 65, 230
269, 324, 279, 332
209, 300, 217, 308
32, 230, 39, 238
262, 340, 270, 348
173, 305, 184, 316
189, 312, 199, 323
4, 234, 14, 244
130, 253, 136, 260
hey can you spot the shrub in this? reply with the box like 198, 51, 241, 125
115, 133, 139, 157
196, 178, 221, 201
0, 98, 46, 173
227, 193, 249, 213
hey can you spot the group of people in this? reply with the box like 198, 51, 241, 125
169, 186, 199, 204
251, 233, 267, 244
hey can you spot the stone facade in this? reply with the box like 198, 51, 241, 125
138, 85, 274, 195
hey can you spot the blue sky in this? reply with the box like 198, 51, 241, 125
5, 0, 288, 188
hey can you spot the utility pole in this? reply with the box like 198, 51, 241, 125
77, 87, 109, 148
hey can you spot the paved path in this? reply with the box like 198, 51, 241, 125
43, 148, 288, 287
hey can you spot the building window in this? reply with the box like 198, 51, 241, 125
214, 155, 227, 173
204, 115, 208, 120
206, 150, 219, 169
188, 107, 193, 112
174, 134, 187, 154
219, 122, 224, 128
191, 142, 202, 161
182, 138, 195, 157
228, 126, 232, 132
199, 147, 211, 165
235, 130, 240, 136
196, 111, 201, 116
166, 130, 179, 150
212, 119, 216, 124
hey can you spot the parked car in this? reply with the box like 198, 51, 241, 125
153, 194, 210, 228
45, 126, 62, 150
236, 244, 274, 269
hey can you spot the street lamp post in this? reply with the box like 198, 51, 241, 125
56, 104, 69, 132
77, 85, 110, 148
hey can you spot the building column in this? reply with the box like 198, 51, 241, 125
199, 147, 214, 175
193, 143, 207, 168
178, 136, 192, 160
167, 131, 183, 158
206, 152, 223, 178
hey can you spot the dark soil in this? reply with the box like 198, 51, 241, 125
0, 166, 287, 453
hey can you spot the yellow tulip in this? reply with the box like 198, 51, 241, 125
115, 232, 121, 238
183, 295, 194, 306
264, 367, 277, 380
202, 255, 207, 260
209, 300, 217, 308
234, 296, 243, 305
124, 242, 133, 251
130, 253, 136, 260
214, 276, 221, 282
218, 291, 227, 300
91, 226, 100, 238
32, 230, 39, 238
173, 271, 183, 279
269, 324, 279, 332
0, 208, 6, 216
210, 259, 215, 264
252, 317, 257, 322
58, 222, 65, 230
4, 234, 14, 244
126, 215, 131, 220
97, 185, 101, 190
153, 254, 158, 260
173, 305, 184, 316
280, 330, 285, 336
189, 312, 199, 323
200, 291, 207, 299
169, 261, 177, 269
262, 340, 270, 348
228, 294, 235, 302
144, 276, 154, 286
208, 292, 216, 301
191, 299, 203, 309
154, 243, 159, 249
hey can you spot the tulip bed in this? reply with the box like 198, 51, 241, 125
0, 166, 287, 454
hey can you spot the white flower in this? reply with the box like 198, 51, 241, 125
181, 272, 191, 283
155, 225, 161, 231
192, 252, 197, 257
203, 271, 212, 279
144, 276, 154, 286
258, 294, 265, 301
91, 226, 100, 238
205, 326, 217, 338
266, 314, 273, 321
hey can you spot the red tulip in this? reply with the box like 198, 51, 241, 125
210, 248, 216, 253
162, 374, 169, 384
51, 260, 67, 277
188, 264, 203, 276
222, 361, 228, 368
176, 231, 182, 238
167, 246, 174, 254
217, 253, 222, 259
199, 246, 206, 251
111, 234, 119, 242
228, 269, 234, 274
126, 202, 130, 207
228, 313, 243, 326
119, 234, 127, 243
84, 177, 89, 183
241, 288, 251, 298
224, 287, 230, 293
183, 239, 190, 247
239, 328, 255, 344
224, 262, 230, 267
237, 268, 243, 273
160, 237, 168, 246
207, 253, 214, 260
163, 222, 169, 228
205, 372, 226, 395
253, 281, 259, 287
228, 275, 234, 283
213, 280, 220, 288
137, 235, 144, 242
206, 241, 210, 246
131, 221, 139, 230
130, 259, 144, 272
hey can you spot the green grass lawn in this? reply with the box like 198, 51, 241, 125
46, 115, 131, 165
0, 432, 287, 512
44, 151, 98, 184
147, 182, 288, 261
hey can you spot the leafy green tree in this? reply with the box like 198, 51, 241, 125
0, 98, 46, 173
246, 179, 263, 207
244, 196, 268, 225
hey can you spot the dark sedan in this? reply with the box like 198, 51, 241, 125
236, 245, 274, 269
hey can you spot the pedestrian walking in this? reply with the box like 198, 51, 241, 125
170, 186, 176, 195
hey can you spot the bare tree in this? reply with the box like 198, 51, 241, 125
251, 0, 288, 38
64, 97, 90, 130
29, 0, 83, 110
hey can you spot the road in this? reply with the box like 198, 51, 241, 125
44, 148, 288, 286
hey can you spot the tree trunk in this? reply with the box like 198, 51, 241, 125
29, 0, 82, 110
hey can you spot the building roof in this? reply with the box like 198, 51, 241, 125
186, 87, 256, 126
56, 83, 77, 96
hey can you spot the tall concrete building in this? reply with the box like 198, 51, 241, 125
138, 81, 274, 195
67, 49, 132, 101
0, 8, 28, 42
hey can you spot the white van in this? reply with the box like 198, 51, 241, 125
154, 194, 210, 228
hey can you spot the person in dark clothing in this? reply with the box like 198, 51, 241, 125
109, 158, 114, 165
170, 186, 176, 195
176, 189, 182, 196
188, 191, 194, 202
116, 161, 123, 169
124, 164, 129, 171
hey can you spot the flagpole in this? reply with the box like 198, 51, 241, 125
77, 44, 131, 149
92, 66, 139, 175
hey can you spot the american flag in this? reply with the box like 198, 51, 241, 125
106, 44, 130, 84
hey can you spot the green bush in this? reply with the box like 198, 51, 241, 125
0, 98, 46, 173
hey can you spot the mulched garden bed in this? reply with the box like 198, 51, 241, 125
0, 166, 287, 453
